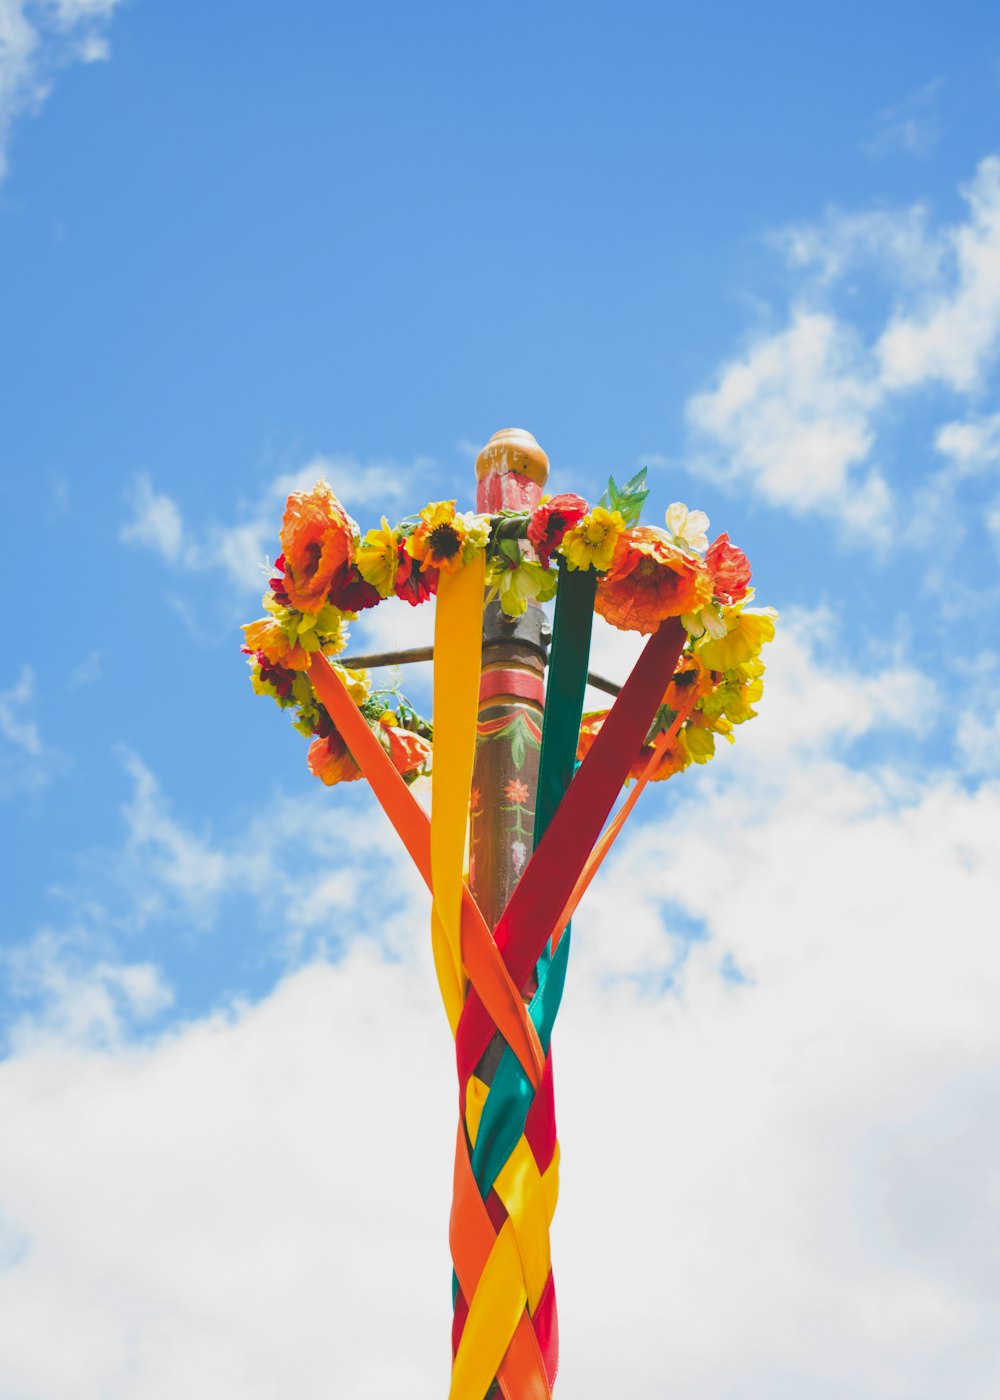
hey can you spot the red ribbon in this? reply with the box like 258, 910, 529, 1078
455, 618, 687, 1088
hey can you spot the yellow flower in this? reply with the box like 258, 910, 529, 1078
356, 518, 400, 597
332, 664, 370, 705
242, 617, 312, 671
406, 501, 488, 573
682, 724, 717, 765
697, 607, 778, 670
559, 507, 625, 572
244, 600, 349, 671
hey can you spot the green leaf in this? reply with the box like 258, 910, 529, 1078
598, 468, 648, 525
619, 466, 648, 497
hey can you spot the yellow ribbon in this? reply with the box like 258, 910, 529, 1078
430, 556, 485, 1033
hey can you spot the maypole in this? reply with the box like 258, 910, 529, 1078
241, 428, 777, 1397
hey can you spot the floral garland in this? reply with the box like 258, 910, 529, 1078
241, 471, 776, 786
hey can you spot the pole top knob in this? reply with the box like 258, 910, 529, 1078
475, 429, 550, 489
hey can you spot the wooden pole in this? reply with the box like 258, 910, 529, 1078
469, 428, 549, 941
469, 429, 549, 1399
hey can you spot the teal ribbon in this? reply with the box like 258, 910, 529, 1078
534, 564, 597, 850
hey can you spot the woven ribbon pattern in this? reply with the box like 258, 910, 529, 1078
308, 558, 687, 1399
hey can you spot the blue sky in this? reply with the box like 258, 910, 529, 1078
2, 4, 1000, 1397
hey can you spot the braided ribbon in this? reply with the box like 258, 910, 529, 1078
309, 557, 687, 1399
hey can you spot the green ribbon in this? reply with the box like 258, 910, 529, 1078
534, 564, 597, 850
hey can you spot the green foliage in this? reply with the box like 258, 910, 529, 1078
599, 467, 649, 526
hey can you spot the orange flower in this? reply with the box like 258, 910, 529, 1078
279, 483, 356, 614
577, 710, 689, 782
595, 526, 713, 634
307, 730, 362, 785
377, 715, 432, 778
663, 653, 713, 712
504, 778, 531, 805
241, 617, 312, 671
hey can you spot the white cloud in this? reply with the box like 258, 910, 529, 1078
988, 496, 1000, 555
957, 703, 1000, 776
119, 751, 231, 924
0, 0, 124, 183
1, 622, 997, 1396
687, 309, 891, 535
934, 409, 1000, 474
877, 158, 1000, 393
86, 746, 429, 960
907, 409, 1000, 547
3, 930, 173, 1053
686, 155, 1000, 541
777, 203, 942, 287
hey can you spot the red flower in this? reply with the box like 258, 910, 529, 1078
250, 648, 296, 698
527, 493, 588, 567
395, 541, 439, 606
269, 553, 291, 605
705, 533, 752, 605
327, 563, 382, 613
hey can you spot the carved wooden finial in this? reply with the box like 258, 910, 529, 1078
475, 428, 550, 513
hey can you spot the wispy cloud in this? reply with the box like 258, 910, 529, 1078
120, 453, 429, 599
0, 0, 126, 184
120, 475, 185, 563
0, 665, 50, 799
864, 79, 944, 160
685, 155, 1000, 542
687, 308, 890, 536
68, 650, 102, 690
0, 666, 41, 756
3, 929, 173, 1053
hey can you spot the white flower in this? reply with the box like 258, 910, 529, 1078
511, 839, 527, 874
682, 604, 727, 640
664, 502, 710, 555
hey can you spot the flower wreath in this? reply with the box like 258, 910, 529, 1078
241, 470, 776, 786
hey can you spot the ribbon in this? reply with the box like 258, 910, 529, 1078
456, 617, 688, 1085
307, 647, 545, 1092
453, 566, 596, 1390
552, 684, 700, 947
430, 559, 486, 1033
310, 599, 689, 1400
